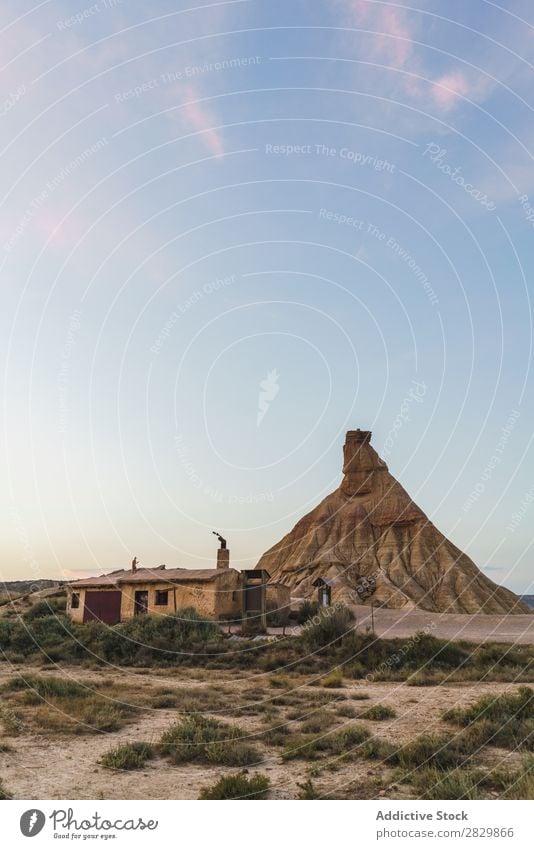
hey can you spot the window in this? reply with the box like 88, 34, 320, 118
71, 592, 80, 609
155, 590, 169, 606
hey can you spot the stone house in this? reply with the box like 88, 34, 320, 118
67, 564, 243, 625
66, 545, 284, 627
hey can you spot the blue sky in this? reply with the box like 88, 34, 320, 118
1, 0, 533, 593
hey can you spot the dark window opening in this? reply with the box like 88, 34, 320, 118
155, 590, 168, 606
71, 592, 80, 609
134, 590, 149, 615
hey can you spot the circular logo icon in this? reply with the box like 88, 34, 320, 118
20, 810, 46, 837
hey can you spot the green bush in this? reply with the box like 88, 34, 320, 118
23, 596, 66, 621
296, 600, 319, 625
160, 714, 261, 766
101, 742, 154, 770
300, 605, 355, 651
199, 772, 269, 799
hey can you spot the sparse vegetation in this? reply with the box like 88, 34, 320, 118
100, 742, 154, 770
359, 704, 397, 721
199, 772, 270, 800
301, 605, 355, 651
320, 669, 344, 688
2, 674, 137, 734
300, 710, 336, 734
393, 731, 481, 772
443, 687, 534, 751
282, 724, 370, 761
0, 603, 532, 688
160, 714, 261, 766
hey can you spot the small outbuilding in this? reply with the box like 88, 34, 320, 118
312, 576, 335, 607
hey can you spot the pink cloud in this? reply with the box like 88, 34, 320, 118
346, 0, 415, 69
431, 71, 472, 110
181, 85, 224, 158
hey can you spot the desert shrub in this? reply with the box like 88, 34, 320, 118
99, 609, 219, 664
394, 732, 480, 772
300, 605, 355, 651
320, 669, 344, 688
408, 632, 469, 670
0, 779, 12, 800
100, 742, 154, 770
8, 614, 75, 656
261, 722, 292, 746
160, 714, 261, 766
282, 724, 369, 761
23, 596, 66, 621
485, 757, 534, 799
5, 675, 88, 699
151, 694, 179, 709
300, 710, 336, 734
269, 675, 290, 689
443, 687, 534, 751
360, 737, 397, 762
0, 620, 13, 650
296, 600, 319, 625
359, 704, 396, 721
444, 687, 533, 726
412, 767, 485, 800
4, 674, 137, 734
296, 778, 339, 799
266, 603, 290, 629
336, 703, 358, 718
199, 772, 269, 800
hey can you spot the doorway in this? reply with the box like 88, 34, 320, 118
134, 590, 148, 615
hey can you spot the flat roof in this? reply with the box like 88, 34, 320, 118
69, 566, 238, 589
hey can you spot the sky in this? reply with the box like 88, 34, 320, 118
1, 0, 533, 593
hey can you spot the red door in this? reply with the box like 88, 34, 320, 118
83, 590, 122, 624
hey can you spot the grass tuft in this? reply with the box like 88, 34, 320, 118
199, 772, 270, 800
160, 714, 261, 766
100, 742, 154, 770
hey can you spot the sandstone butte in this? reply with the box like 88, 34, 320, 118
256, 430, 528, 614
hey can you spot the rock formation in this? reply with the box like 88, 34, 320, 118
256, 430, 528, 614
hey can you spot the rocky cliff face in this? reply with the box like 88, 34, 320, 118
257, 430, 528, 614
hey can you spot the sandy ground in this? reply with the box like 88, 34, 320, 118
0, 663, 527, 800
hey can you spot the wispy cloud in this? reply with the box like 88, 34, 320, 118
181, 84, 224, 157
346, 0, 416, 70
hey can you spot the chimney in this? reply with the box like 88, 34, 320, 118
212, 531, 229, 568
217, 548, 230, 569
